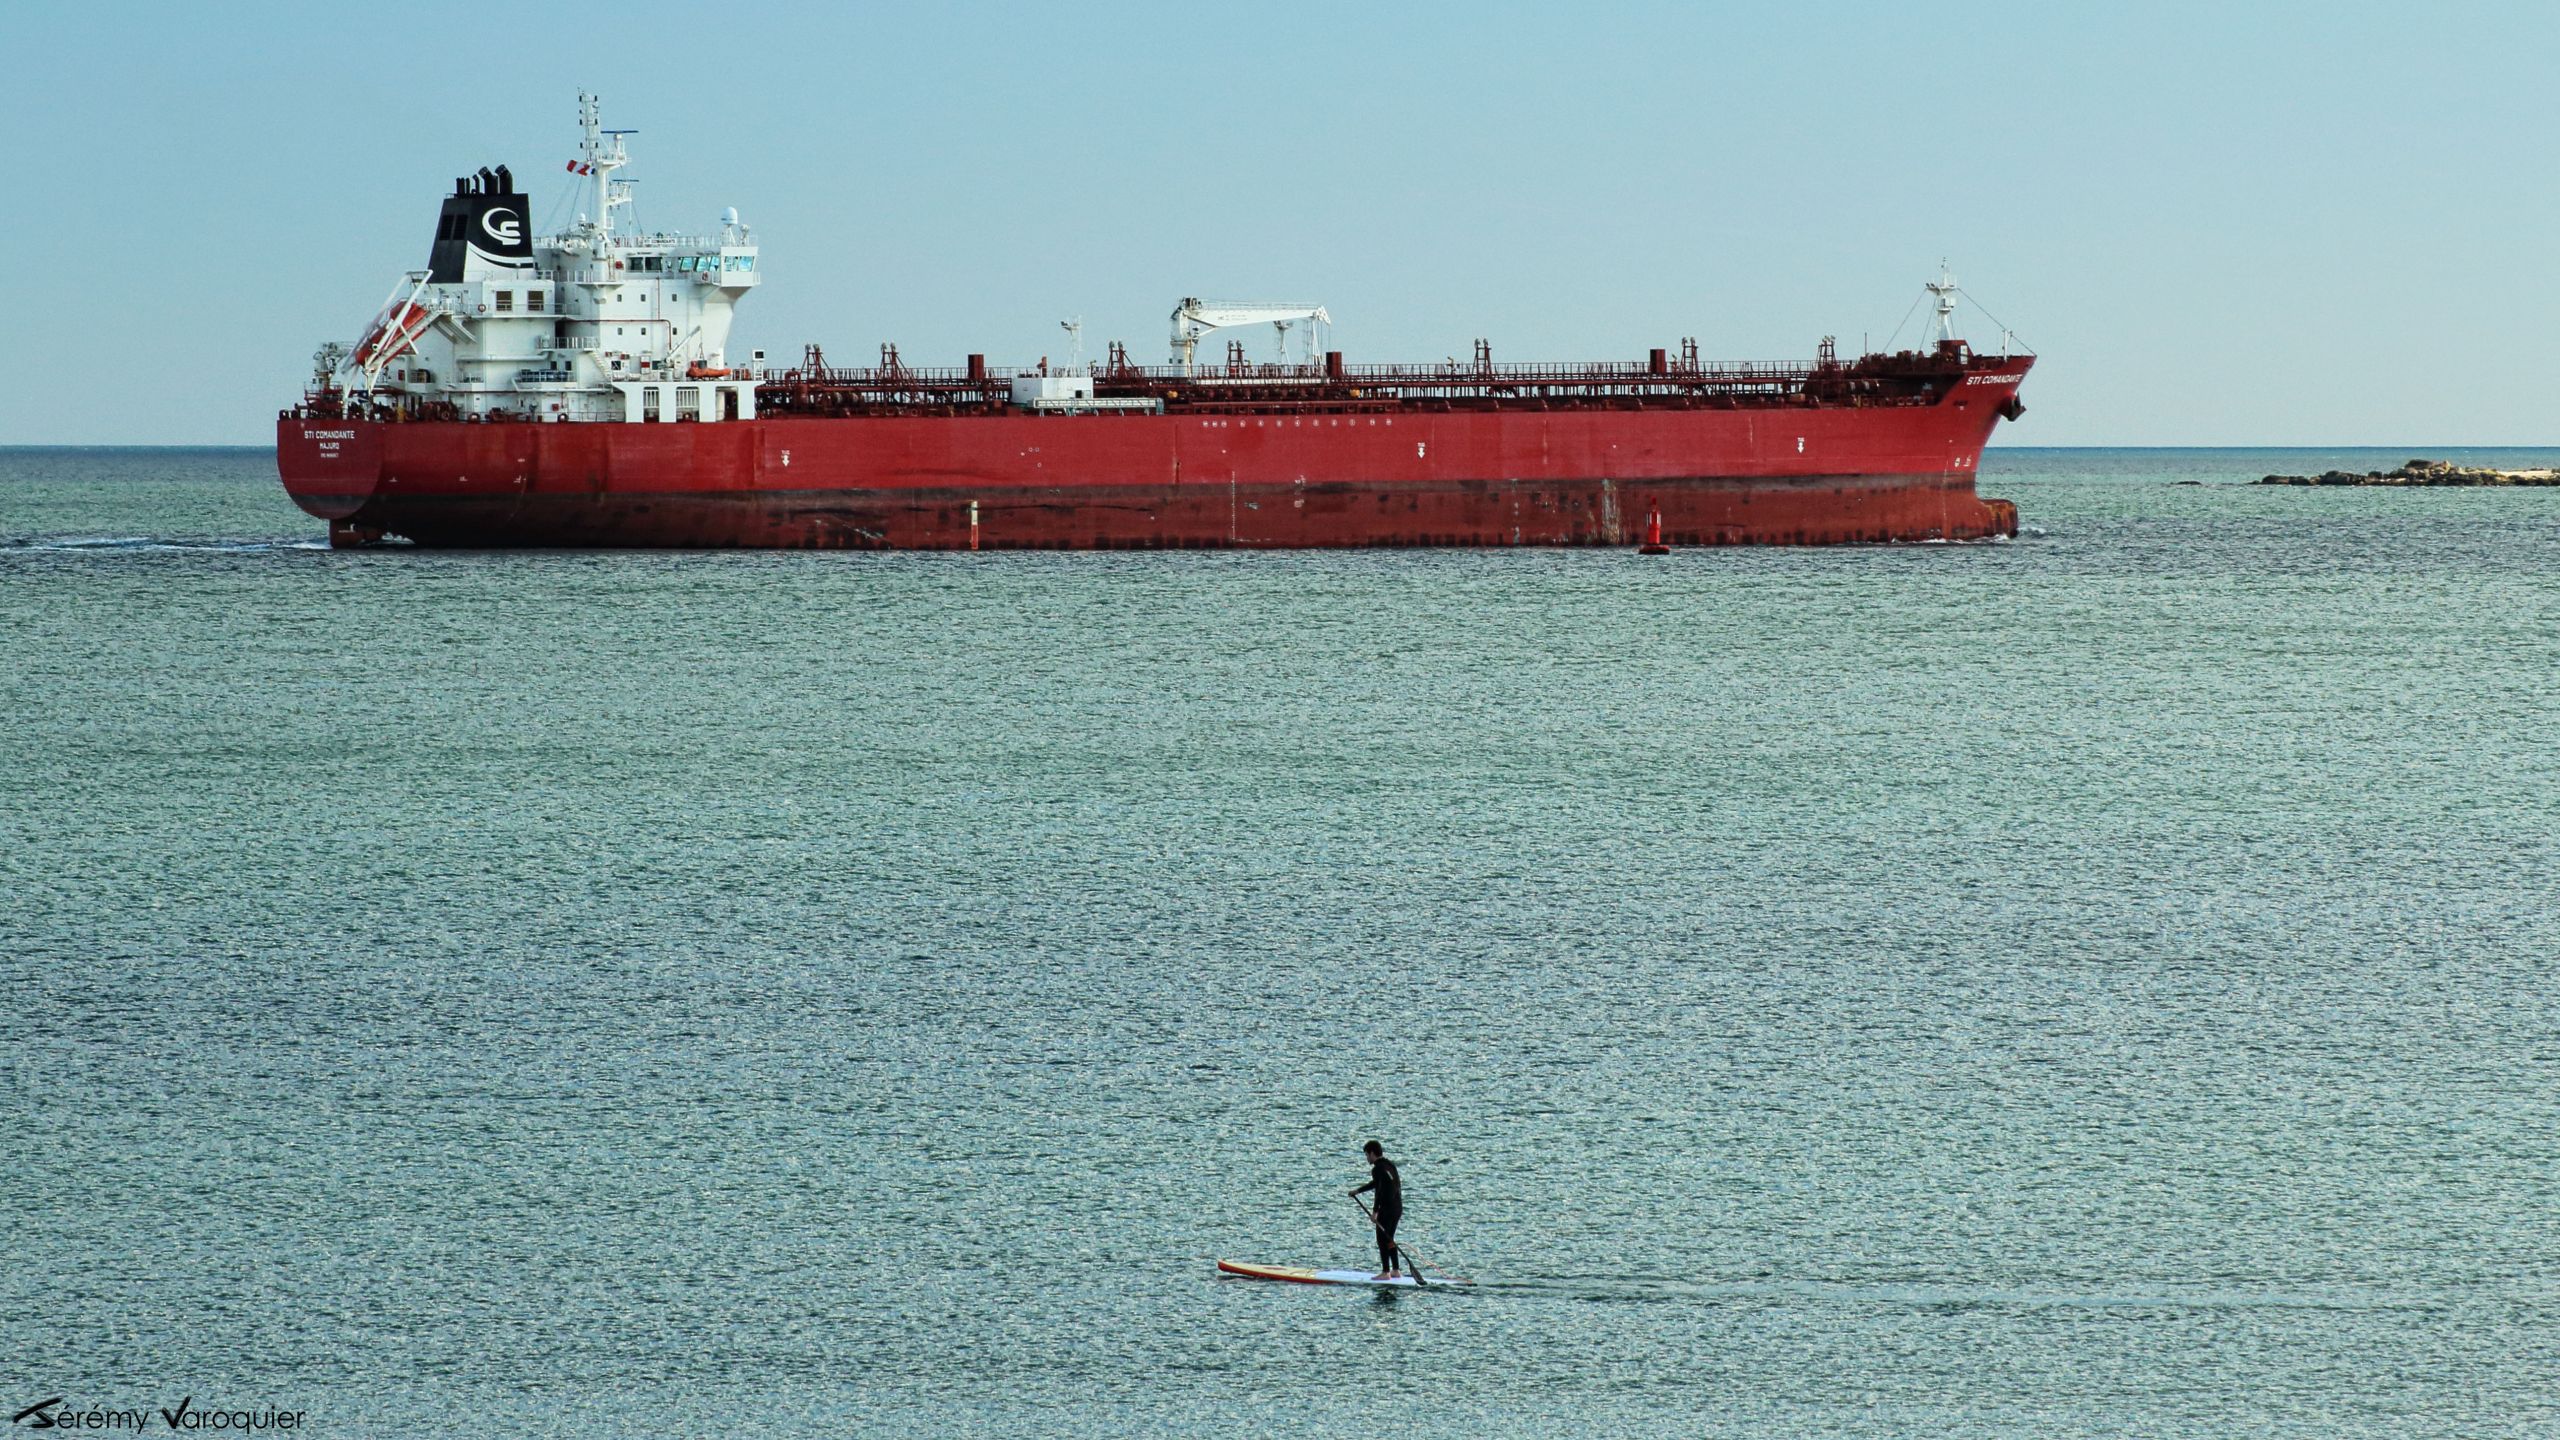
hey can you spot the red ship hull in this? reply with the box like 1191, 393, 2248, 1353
278, 358, 2026, 549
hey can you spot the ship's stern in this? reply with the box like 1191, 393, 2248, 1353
275, 417, 385, 544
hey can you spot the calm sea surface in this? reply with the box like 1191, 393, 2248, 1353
4, 447, 2556, 1436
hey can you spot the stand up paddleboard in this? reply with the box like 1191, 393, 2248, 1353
1217, 1260, 1460, 1288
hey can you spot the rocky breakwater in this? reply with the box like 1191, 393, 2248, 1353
2261, 458, 2560, 486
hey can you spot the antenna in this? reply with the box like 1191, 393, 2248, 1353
1060, 317, 1084, 370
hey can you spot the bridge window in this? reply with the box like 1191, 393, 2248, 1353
494, 290, 513, 313
526, 289, 545, 313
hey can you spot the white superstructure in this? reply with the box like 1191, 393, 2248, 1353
336, 93, 761, 423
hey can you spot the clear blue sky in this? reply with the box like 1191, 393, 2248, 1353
4, 1, 2552, 445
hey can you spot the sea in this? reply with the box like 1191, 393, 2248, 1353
3, 447, 2555, 1437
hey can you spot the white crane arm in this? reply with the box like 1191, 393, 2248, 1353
1169, 297, 1333, 368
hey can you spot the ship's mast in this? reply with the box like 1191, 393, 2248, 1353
577, 92, 632, 242
1926, 261, 1960, 346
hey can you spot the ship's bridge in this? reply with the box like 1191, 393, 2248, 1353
329, 93, 763, 424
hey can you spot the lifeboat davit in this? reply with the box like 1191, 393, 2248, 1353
352, 301, 435, 369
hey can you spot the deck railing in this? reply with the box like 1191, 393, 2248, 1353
747, 349, 1985, 414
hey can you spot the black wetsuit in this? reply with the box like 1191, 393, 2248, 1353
1351, 1156, 1411, 1276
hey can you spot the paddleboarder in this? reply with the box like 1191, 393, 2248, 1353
1349, 1140, 1416, 1280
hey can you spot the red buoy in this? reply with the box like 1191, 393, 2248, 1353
1637, 508, 1670, 555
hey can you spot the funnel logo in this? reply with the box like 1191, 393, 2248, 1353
480, 207, 522, 245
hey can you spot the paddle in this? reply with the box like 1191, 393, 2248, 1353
1352, 1194, 1432, 1282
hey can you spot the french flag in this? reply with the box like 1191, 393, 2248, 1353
565, 161, 594, 175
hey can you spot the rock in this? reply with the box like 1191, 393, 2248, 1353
2257, 459, 2560, 487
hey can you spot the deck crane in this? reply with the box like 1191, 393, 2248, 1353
1169, 298, 1332, 372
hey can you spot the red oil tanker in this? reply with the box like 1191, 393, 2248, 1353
279, 95, 2030, 550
